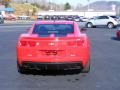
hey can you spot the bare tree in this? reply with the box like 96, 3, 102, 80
0, 0, 12, 7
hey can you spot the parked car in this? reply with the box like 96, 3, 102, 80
73, 15, 83, 22
58, 15, 66, 20
44, 15, 51, 20
37, 15, 43, 20
4, 14, 16, 20
0, 12, 4, 24
66, 15, 73, 21
50, 15, 58, 20
116, 27, 120, 38
18, 15, 30, 20
86, 15, 119, 28
16, 21, 90, 74
0, 17, 4, 24
80, 16, 89, 22
0, 11, 3, 18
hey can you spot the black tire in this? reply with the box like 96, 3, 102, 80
81, 60, 90, 73
107, 22, 114, 29
86, 22, 93, 28
17, 61, 28, 74
93, 26, 96, 28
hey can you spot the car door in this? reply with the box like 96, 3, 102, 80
94, 16, 109, 26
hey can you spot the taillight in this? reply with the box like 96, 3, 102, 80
67, 40, 85, 46
19, 41, 27, 46
67, 41, 76, 46
28, 41, 36, 47
117, 31, 120, 37
19, 41, 38, 47
77, 40, 84, 46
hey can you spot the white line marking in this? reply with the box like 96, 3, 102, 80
0, 25, 30, 28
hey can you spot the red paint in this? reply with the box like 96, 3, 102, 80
16, 21, 90, 70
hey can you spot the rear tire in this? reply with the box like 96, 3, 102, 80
107, 22, 114, 29
93, 26, 96, 28
81, 60, 90, 73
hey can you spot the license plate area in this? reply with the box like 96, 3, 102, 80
40, 50, 64, 56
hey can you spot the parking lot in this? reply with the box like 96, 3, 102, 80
0, 24, 120, 90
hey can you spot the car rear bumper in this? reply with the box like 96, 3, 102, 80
21, 61, 83, 70
116, 31, 120, 38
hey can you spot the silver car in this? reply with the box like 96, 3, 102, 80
86, 15, 119, 29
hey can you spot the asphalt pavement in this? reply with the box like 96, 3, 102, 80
0, 24, 120, 90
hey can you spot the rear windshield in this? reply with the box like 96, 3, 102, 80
110, 16, 119, 19
33, 24, 74, 37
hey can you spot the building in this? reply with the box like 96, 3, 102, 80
0, 3, 14, 17
37, 10, 116, 18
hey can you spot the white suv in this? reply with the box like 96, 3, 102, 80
86, 15, 119, 29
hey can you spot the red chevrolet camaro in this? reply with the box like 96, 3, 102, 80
16, 21, 90, 74
116, 27, 120, 38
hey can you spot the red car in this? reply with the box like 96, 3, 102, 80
4, 14, 16, 20
116, 27, 120, 38
16, 21, 90, 74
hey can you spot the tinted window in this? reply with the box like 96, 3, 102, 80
98, 16, 109, 19
110, 16, 119, 19
33, 24, 74, 37
38, 15, 43, 18
73, 15, 79, 19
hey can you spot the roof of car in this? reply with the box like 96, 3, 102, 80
35, 20, 75, 24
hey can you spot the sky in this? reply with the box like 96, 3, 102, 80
50, 0, 120, 6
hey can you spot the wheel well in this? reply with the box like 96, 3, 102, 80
87, 22, 92, 24
107, 22, 114, 25
86, 22, 93, 26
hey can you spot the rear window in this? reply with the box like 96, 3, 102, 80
110, 16, 119, 19
33, 24, 74, 37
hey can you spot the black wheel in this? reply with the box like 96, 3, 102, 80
17, 61, 28, 74
86, 22, 93, 28
81, 60, 90, 73
107, 22, 114, 29
93, 26, 96, 28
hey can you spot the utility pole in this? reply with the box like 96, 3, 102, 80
49, 0, 51, 9
87, 0, 90, 11
25, 0, 28, 3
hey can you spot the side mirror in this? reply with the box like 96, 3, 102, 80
80, 28, 87, 33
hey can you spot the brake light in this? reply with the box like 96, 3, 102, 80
67, 41, 76, 46
117, 31, 120, 37
77, 40, 84, 46
28, 41, 36, 47
19, 41, 38, 47
19, 41, 27, 46
67, 39, 85, 46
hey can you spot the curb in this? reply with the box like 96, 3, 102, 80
4, 20, 35, 24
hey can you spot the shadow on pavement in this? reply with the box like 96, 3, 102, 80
111, 37, 120, 41
22, 69, 82, 76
